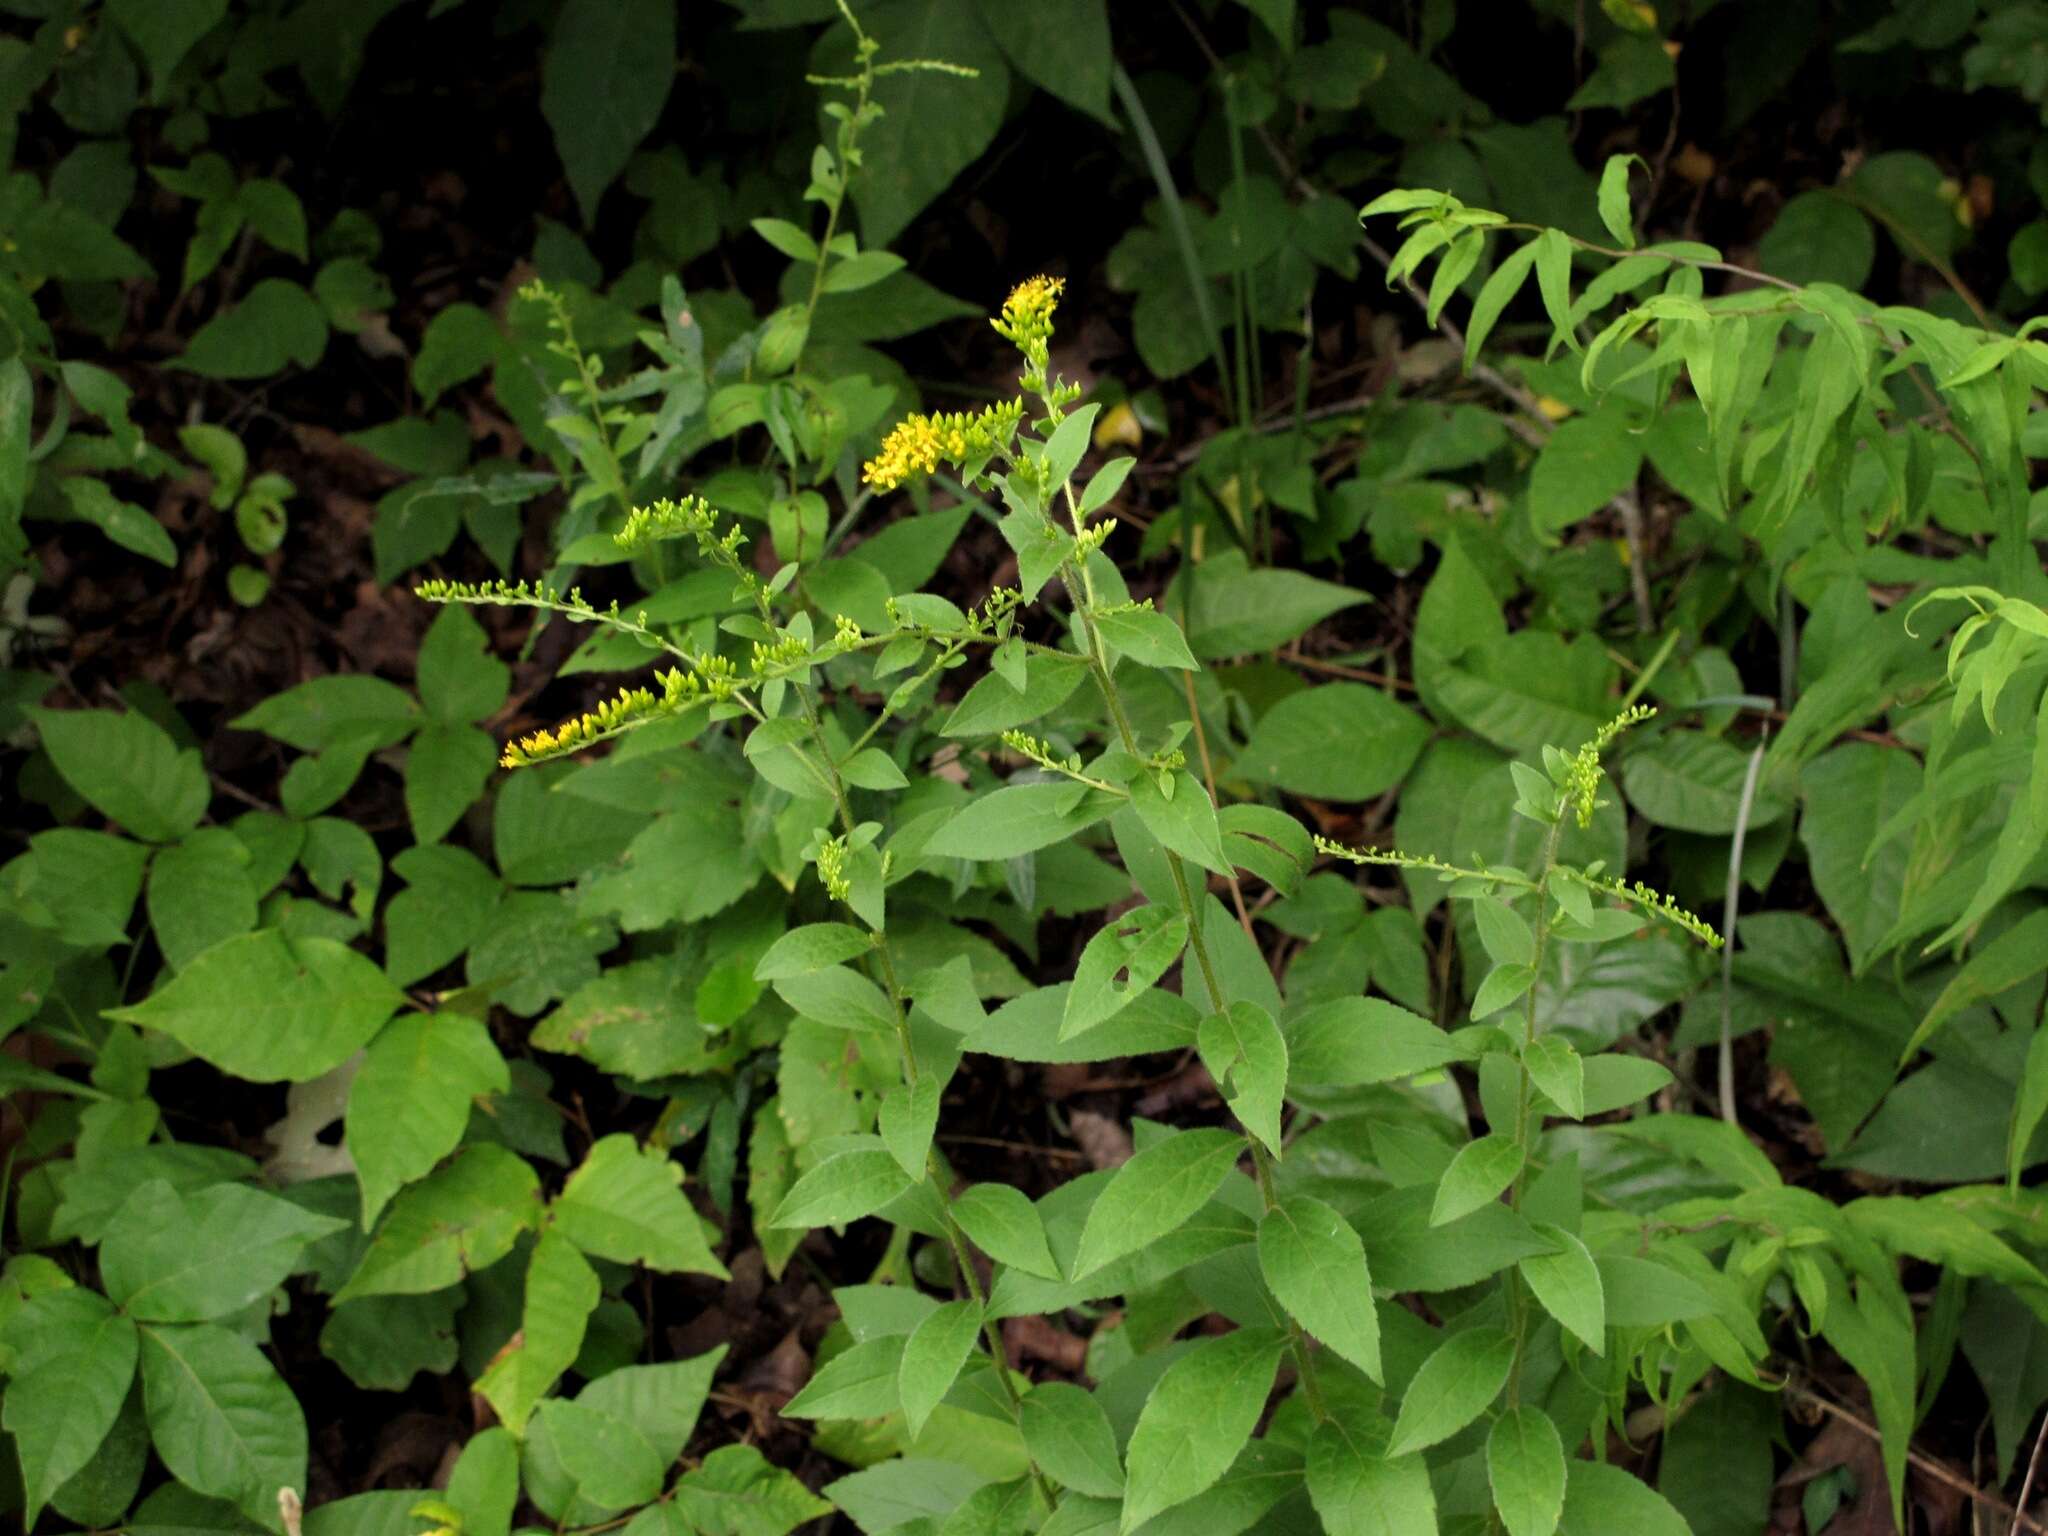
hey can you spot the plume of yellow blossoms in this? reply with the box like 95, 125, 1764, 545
861, 399, 1023, 491
499, 671, 699, 767
991, 273, 1063, 346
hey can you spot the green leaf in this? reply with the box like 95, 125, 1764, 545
1533, 229, 1577, 355
58, 477, 178, 566
336, 1146, 542, 1301
1169, 550, 1367, 659
1130, 770, 1231, 877
1063, 906, 1187, 1042
1621, 730, 1791, 835
417, 606, 510, 725
1019, 1381, 1123, 1497
1520, 1224, 1604, 1352
1430, 1135, 1524, 1226
32, 707, 208, 843
1759, 190, 1875, 289
534, 1396, 667, 1512
924, 782, 1121, 862
974, 0, 1112, 123
1121, 1327, 1288, 1531
346, 1012, 509, 1227
109, 931, 406, 1083
107, 0, 227, 92
405, 723, 497, 846
1487, 1407, 1566, 1536
940, 654, 1090, 737
820, 250, 907, 294
1799, 743, 1916, 975
1474, 895, 1536, 966
1905, 908, 2048, 1062
897, 1299, 982, 1439
1528, 413, 1643, 539
542, 0, 676, 223
1071, 1127, 1244, 1280
1, 1297, 136, 1526
1472, 961, 1537, 1020
147, 829, 260, 969
1197, 1001, 1289, 1154
1595, 154, 1642, 248
385, 844, 501, 989
950, 1183, 1061, 1280
754, 923, 873, 980
1387, 1325, 1514, 1457
233, 674, 418, 752
101, 1180, 345, 1323
751, 217, 820, 262
444, 1428, 519, 1536
1464, 237, 1540, 372
1525, 1037, 1585, 1119
1257, 1194, 1381, 1380
767, 1140, 914, 1229
782, 1335, 906, 1421
172, 278, 328, 378
475, 1231, 600, 1435
551, 1135, 729, 1277
1234, 682, 1430, 802
1092, 603, 1198, 671
1559, 1461, 1690, 1536
1286, 997, 1466, 1086
139, 1322, 306, 1527
1306, 1417, 1437, 1536
667, 1443, 833, 1535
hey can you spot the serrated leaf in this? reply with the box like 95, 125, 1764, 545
475, 1230, 600, 1435
1520, 1225, 1604, 1352
1257, 1194, 1381, 1380
1559, 1461, 1690, 1536
346, 1012, 508, 1227
551, 1135, 728, 1278
950, 1183, 1060, 1280
32, 707, 208, 843
1, 1298, 136, 1527
1120, 1327, 1287, 1531
1020, 1381, 1124, 1498
1387, 1325, 1514, 1456
1197, 1001, 1288, 1154
1430, 1135, 1525, 1226
1489, 1406, 1567, 1536
1063, 906, 1187, 1042
767, 1141, 914, 1230
1071, 1128, 1244, 1280
897, 1299, 982, 1439
1306, 1417, 1437, 1536
336, 1146, 542, 1301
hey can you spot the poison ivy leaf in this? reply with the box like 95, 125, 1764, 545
1387, 1325, 1514, 1456
1121, 1327, 1288, 1531
146, 828, 259, 969
1759, 189, 1875, 289
171, 279, 328, 379
101, 1180, 345, 1322
345, 1013, 510, 1227
665, 1443, 833, 1535
551, 1135, 728, 1278
1169, 550, 1368, 658
385, 844, 501, 988
475, 1231, 600, 1435
542, 0, 676, 223
1234, 682, 1430, 802
110, 931, 405, 1083
1070, 1127, 1244, 1280
1, 1293, 136, 1526
1520, 1224, 1605, 1352
444, 1428, 519, 1536
1799, 742, 1917, 974
1257, 1194, 1381, 1380
335, 1146, 542, 1301
1621, 730, 1791, 835
107, 0, 228, 92
1490, 1407, 1567, 1536
897, 1298, 982, 1438
32, 707, 209, 843
1019, 1381, 1123, 1498
139, 1322, 306, 1527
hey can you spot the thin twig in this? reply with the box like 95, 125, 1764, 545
1718, 723, 1769, 1126
2016, 1405, 2048, 1535
1786, 1384, 2048, 1536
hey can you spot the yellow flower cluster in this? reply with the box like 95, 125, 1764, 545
991, 274, 1064, 346
499, 670, 697, 767
861, 401, 1022, 490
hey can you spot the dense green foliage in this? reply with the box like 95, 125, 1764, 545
12, 2, 2048, 1535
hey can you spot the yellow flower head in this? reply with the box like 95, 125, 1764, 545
862, 401, 1023, 490
993, 274, 1064, 344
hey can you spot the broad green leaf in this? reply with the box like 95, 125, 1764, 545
898, 1299, 982, 1439
336, 1146, 542, 1301
1306, 1418, 1436, 1536
406, 724, 498, 846
232, 674, 418, 752
1120, 1327, 1288, 1531
1234, 682, 1430, 802
579, 1351, 726, 1471
1598, 1254, 1716, 1327
1091, 603, 1198, 671
1387, 1325, 1514, 1456
475, 1231, 600, 1435
1286, 997, 1466, 1086
1430, 1135, 1525, 1226
756, 923, 874, 981
146, 829, 259, 969
950, 1183, 1061, 1280
1525, 1037, 1585, 1119
940, 654, 1091, 737
1528, 413, 1643, 539
534, 1395, 667, 1513
413, 303, 501, 407
59, 478, 177, 566
1071, 1127, 1244, 1280
667, 1443, 834, 1535
1488, 1406, 1566, 1536
879, 1072, 943, 1180
444, 1428, 519, 1536
110, 931, 405, 1083
1799, 742, 1917, 974
1759, 189, 1875, 290
2015, 1024, 2048, 1194
32, 707, 208, 843
1168, 549, 1368, 659
1197, 1002, 1289, 1154
542, 0, 675, 222
924, 783, 1122, 862
767, 1141, 914, 1229
1621, 730, 1791, 835
101, 1180, 345, 1323
774, 964, 899, 1036
974, 0, 1112, 123
1471, 962, 1536, 1020
385, 844, 501, 988
551, 1135, 728, 1278
107, 0, 227, 91
1905, 908, 2048, 1062
172, 278, 328, 378
1520, 1224, 1605, 1352
416, 605, 509, 725
1063, 906, 1188, 1041
1019, 1381, 1123, 1498
782, 1335, 906, 1421
1596, 153, 1642, 247
2, 1297, 136, 1526
1559, 1461, 1690, 1536
1474, 895, 1536, 966
1130, 770, 1231, 877
139, 1322, 306, 1526
346, 1012, 509, 1227
1257, 1194, 1381, 1380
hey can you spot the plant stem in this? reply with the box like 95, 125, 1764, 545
1504, 816, 1567, 1404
